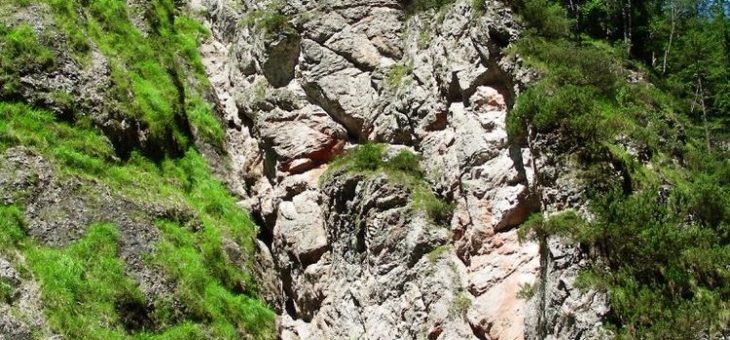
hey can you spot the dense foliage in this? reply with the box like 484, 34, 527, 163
509, 0, 730, 338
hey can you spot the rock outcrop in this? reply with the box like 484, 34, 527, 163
192, 0, 611, 338
0, 0, 613, 337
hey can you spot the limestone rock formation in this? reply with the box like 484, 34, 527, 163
192, 0, 612, 338
0, 0, 614, 338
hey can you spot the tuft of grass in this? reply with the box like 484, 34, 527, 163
471, 0, 486, 14
0, 205, 26, 251
152, 220, 276, 339
413, 187, 455, 226
387, 150, 423, 177
323, 144, 454, 225
427, 245, 450, 263
404, 0, 456, 15
0, 278, 12, 304
27, 223, 145, 338
517, 282, 536, 299
242, 1, 294, 38
186, 97, 225, 147
0, 23, 56, 95
385, 61, 414, 88
450, 291, 472, 317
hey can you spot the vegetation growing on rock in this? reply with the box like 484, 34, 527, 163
510, 0, 730, 337
4, 0, 224, 153
0, 24, 56, 96
323, 144, 454, 225
0, 102, 275, 338
0, 0, 275, 337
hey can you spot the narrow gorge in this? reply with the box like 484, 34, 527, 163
1, 0, 728, 339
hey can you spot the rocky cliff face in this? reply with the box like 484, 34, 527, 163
0, 0, 613, 338
191, 0, 611, 338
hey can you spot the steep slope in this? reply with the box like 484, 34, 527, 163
192, 0, 609, 338
3, 0, 725, 339
0, 1, 274, 338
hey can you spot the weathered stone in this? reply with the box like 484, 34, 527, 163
194, 0, 613, 338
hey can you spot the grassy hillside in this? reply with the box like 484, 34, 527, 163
0, 0, 275, 338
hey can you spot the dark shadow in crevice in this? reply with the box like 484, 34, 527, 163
117, 296, 154, 333
284, 297, 297, 318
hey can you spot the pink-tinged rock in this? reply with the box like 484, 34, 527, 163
468, 230, 540, 340
259, 106, 347, 174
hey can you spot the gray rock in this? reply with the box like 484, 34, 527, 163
192, 0, 613, 338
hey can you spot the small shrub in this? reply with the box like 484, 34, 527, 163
350, 144, 386, 172
386, 61, 414, 88
427, 245, 450, 263
517, 0, 572, 38
517, 282, 536, 299
472, 0, 486, 14
450, 291, 472, 316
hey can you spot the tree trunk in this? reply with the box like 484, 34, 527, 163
662, 1, 677, 74
621, 0, 633, 54
699, 78, 712, 150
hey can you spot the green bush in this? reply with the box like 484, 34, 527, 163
351, 144, 385, 171
582, 188, 730, 338
513, 0, 572, 38
507, 0, 730, 337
